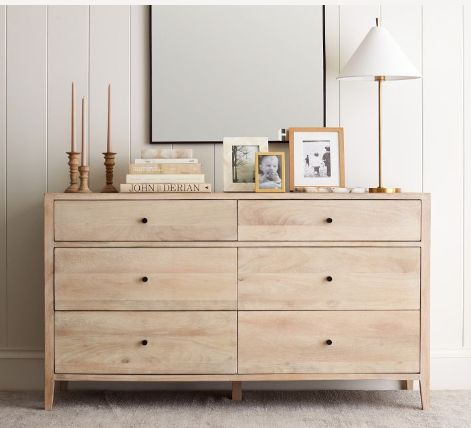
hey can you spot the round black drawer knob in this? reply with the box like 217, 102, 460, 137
142, 276, 149, 283
141, 218, 148, 224
141, 340, 148, 346
326, 276, 333, 282
326, 339, 333, 346
326, 217, 333, 224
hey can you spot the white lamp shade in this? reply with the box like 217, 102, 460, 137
338, 25, 421, 81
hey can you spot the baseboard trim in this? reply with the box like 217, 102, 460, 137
431, 349, 471, 389
0, 349, 44, 359
0, 348, 469, 389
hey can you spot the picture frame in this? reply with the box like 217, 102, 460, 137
255, 152, 286, 193
289, 127, 345, 191
223, 137, 269, 192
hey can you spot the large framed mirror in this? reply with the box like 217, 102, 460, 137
151, 5, 325, 143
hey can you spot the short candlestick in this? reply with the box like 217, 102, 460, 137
78, 165, 92, 193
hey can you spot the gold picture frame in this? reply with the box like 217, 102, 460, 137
255, 152, 286, 193
289, 127, 345, 191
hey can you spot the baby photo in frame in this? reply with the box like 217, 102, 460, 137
255, 152, 286, 193
289, 127, 345, 191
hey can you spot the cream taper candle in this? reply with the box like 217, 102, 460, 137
107, 84, 111, 152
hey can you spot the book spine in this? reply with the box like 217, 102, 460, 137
120, 183, 211, 193
134, 158, 198, 164
126, 174, 205, 184
141, 148, 193, 159
129, 164, 202, 174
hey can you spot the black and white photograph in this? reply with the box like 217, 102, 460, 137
303, 140, 331, 178
223, 137, 269, 191
232, 145, 258, 183
289, 128, 344, 190
255, 152, 285, 192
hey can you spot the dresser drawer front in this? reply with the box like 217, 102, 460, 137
55, 248, 237, 310
238, 200, 421, 241
238, 311, 420, 374
54, 200, 237, 241
238, 247, 420, 310
55, 311, 237, 374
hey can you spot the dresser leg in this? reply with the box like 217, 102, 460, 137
419, 378, 430, 410
232, 381, 242, 401
401, 380, 413, 390
44, 378, 55, 410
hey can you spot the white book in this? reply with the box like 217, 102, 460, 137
120, 183, 211, 193
134, 158, 198, 164
126, 174, 205, 184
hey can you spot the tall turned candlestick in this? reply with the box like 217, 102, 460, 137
101, 152, 118, 193
64, 151, 80, 193
78, 165, 91, 193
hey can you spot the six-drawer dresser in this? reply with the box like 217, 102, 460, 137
44, 192, 430, 410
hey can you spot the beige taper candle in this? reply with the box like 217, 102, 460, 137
107, 84, 111, 153
71, 82, 76, 152
81, 97, 87, 166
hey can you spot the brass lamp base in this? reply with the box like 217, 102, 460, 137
369, 187, 401, 193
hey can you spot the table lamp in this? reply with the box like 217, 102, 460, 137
338, 18, 421, 193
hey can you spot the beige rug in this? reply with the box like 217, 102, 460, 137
1, 390, 470, 428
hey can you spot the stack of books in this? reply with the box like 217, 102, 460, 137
120, 148, 211, 193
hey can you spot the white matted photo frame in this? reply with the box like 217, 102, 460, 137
289, 127, 345, 191
223, 137, 269, 192
255, 152, 286, 193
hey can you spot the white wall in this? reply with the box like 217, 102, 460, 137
0, 4, 469, 390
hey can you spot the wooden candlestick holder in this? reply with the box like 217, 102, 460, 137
78, 165, 92, 193
101, 152, 118, 193
64, 151, 80, 193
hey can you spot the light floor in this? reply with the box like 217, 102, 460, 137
1, 390, 470, 428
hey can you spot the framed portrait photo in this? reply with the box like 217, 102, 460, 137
223, 137, 269, 192
289, 127, 345, 191
255, 152, 286, 193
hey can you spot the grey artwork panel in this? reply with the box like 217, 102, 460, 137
151, 6, 324, 142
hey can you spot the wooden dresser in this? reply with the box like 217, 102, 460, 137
44, 192, 430, 410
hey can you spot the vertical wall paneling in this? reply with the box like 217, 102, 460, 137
381, 5, 423, 192
0, 6, 6, 347
324, 5, 340, 127
89, 6, 130, 192
464, 4, 471, 348
339, 5, 380, 188
6, 6, 47, 348
423, 4, 464, 349
131, 6, 151, 161
47, 6, 89, 193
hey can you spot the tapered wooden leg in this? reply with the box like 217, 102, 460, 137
401, 380, 414, 390
44, 377, 55, 410
232, 381, 242, 401
59, 381, 69, 392
419, 378, 430, 410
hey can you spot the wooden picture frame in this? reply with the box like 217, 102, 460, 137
223, 137, 269, 192
289, 127, 345, 191
255, 152, 286, 193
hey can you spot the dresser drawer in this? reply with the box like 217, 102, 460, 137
55, 248, 237, 310
238, 311, 420, 374
54, 200, 237, 241
238, 200, 421, 241
238, 247, 420, 310
55, 311, 237, 374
